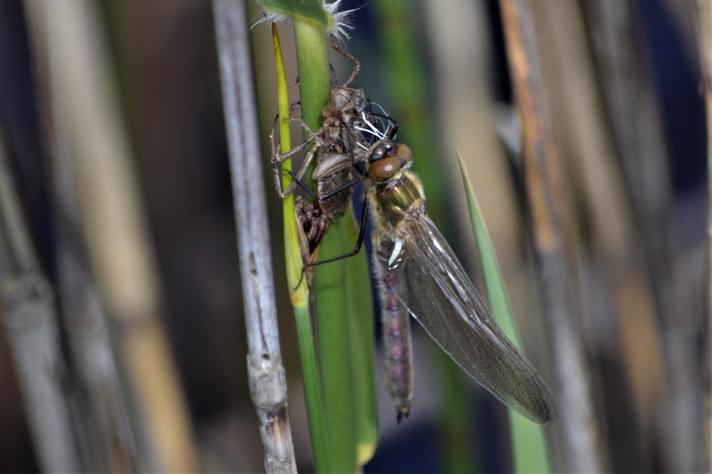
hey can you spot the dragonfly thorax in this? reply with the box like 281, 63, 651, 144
372, 170, 426, 228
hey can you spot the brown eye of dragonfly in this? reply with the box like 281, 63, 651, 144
368, 142, 413, 181
368, 156, 401, 181
393, 143, 413, 164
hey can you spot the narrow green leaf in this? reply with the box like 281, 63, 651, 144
456, 153, 551, 474
343, 208, 378, 466
294, 305, 331, 471
273, 24, 308, 307
257, 0, 330, 28
272, 25, 329, 471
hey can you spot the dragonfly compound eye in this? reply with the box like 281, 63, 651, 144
393, 143, 413, 164
368, 156, 402, 181
367, 140, 413, 182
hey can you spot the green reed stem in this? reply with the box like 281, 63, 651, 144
313, 220, 356, 474
294, 18, 357, 473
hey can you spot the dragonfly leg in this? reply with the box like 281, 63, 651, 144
272, 142, 319, 199
331, 42, 361, 87
302, 196, 368, 269
295, 197, 368, 289
271, 126, 322, 166
317, 176, 364, 201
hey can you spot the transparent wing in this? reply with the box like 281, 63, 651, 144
394, 215, 558, 424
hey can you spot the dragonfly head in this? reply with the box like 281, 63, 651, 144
362, 139, 413, 182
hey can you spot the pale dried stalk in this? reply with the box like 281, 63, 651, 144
24, 4, 140, 469
53, 114, 138, 472
694, 1, 712, 470
23, 0, 197, 471
213, 1, 297, 472
0, 128, 80, 472
497, 0, 603, 471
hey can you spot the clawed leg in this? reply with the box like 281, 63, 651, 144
331, 42, 361, 87
270, 129, 319, 199
270, 115, 324, 166
301, 195, 369, 271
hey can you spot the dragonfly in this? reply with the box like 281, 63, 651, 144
353, 138, 559, 424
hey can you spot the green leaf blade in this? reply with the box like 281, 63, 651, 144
343, 209, 378, 466
456, 153, 551, 474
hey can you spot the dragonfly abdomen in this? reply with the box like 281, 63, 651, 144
381, 268, 413, 423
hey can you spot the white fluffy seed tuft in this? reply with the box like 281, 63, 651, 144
251, 1, 359, 43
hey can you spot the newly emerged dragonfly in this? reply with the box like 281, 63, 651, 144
356, 139, 559, 424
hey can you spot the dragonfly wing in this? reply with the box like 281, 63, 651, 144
397, 215, 558, 424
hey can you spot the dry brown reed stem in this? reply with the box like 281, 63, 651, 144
528, 1, 664, 469
213, 1, 297, 472
582, 1, 704, 470
0, 127, 80, 472
23, 0, 198, 470
498, 0, 603, 470
694, 1, 712, 469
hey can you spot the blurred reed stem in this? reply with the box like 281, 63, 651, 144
272, 23, 329, 472
214, 1, 297, 472
44, 11, 138, 470
694, 1, 712, 469
373, 0, 446, 227
497, 0, 602, 470
52, 107, 138, 473
23, 0, 198, 470
581, 3, 704, 469
528, 1, 662, 470
0, 124, 80, 472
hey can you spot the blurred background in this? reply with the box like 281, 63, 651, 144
0, 0, 708, 472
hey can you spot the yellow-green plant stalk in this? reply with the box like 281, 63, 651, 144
457, 153, 551, 473
259, 1, 379, 470
272, 24, 329, 472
